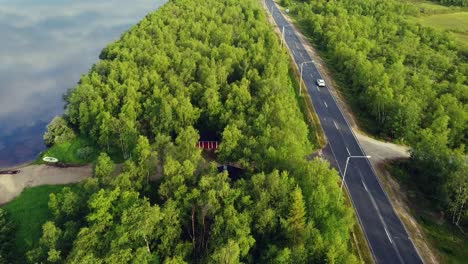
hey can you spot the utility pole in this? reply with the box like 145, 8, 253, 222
281, 25, 292, 47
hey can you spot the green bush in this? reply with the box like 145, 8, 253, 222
43, 116, 76, 146
75, 146, 94, 160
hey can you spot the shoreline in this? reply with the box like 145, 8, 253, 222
0, 163, 92, 205
0, 160, 36, 172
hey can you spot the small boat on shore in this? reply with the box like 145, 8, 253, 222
0, 170, 20, 175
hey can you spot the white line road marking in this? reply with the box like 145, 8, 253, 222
384, 227, 393, 244
316, 86, 320, 91
324, 102, 328, 108
310, 73, 314, 78
334, 121, 339, 130
346, 147, 350, 155
361, 179, 368, 192
292, 49, 295, 55
356, 167, 405, 261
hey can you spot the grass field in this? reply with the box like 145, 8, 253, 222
390, 162, 468, 264
415, 12, 468, 33
407, 1, 468, 46
408, 0, 453, 13
407, 0, 468, 13
37, 136, 99, 165
2, 185, 76, 260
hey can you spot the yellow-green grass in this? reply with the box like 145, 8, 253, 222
453, 32, 468, 47
415, 12, 468, 32
405, 1, 468, 45
406, 0, 468, 14
412, 11, 468, 45
408, 0, 452, 12
2, 185, 77, 260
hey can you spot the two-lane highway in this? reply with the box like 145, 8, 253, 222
265, 1, 423, 263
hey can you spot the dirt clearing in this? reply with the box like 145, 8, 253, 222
0, 164, 92, 205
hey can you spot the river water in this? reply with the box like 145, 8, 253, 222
0, 0, 166, 168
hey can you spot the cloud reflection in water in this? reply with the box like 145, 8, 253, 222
0, 0, 166, 168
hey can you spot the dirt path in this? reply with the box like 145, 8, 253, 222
356, 132, 410, 162
0, 164, 92, 205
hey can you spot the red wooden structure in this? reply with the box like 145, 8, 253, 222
197, 141, 219, 150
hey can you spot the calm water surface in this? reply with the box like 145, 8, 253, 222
0, 0, 166, 168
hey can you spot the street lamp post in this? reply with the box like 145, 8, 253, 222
299, 61, 314, 95
281, 25, 292, 47
340, 155, 372, 191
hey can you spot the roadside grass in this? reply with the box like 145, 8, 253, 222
342, 186, 375, 264
36, 136, 99, 165
298, 31, 385, 140
289, 47, 375, 264
279, 2, 466, 263
263, 2, 324, 150
389, 162, 468, 264
2, 185, 77, 260
288, 48, 375, 263
281, 7, 387, 141
271, 5, 377, 262
288, 61, 326, 149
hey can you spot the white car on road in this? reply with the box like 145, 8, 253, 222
316, 79, 326, 87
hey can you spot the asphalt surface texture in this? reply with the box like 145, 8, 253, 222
264, 1, 424, 263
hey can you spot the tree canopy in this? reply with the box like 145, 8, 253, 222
0, 209, 16, 264
29, 0, 359, 263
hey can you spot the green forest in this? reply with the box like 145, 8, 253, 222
0, 0, 358, 263
282, 0, 467, 227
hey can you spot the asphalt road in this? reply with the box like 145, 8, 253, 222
265, 1, 424, 263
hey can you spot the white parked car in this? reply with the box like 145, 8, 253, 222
316, 79, 326, 87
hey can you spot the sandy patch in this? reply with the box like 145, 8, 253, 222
0, 164, 92, 205
356, 132, 410, 162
